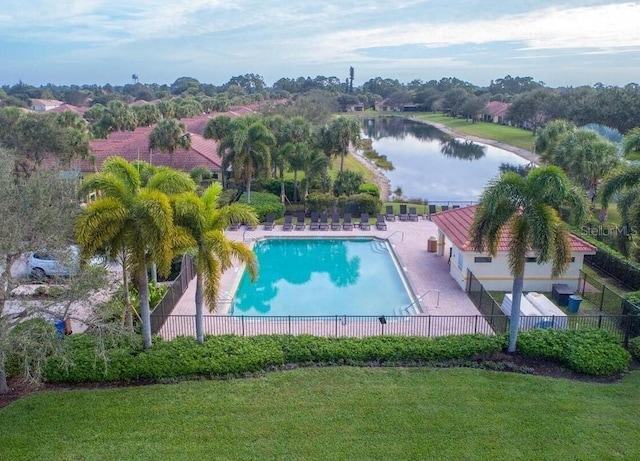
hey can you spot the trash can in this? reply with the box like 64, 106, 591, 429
53, 319, 65, 339
567, 295, 582, 313
427, 236, 437, 252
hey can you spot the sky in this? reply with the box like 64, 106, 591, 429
1, 0, 639, 88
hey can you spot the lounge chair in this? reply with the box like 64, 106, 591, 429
408, 207, 419, 222
342, 213, 353, 231
294, 211, 305, 230
228, 221, 240, 231
309, 212, 320, 231
441, 205, 449, 212
359, 213, 371, 230
376, 214, 387, 231
319, 212, 329, 231
263, 213, 275, 230
385, 205, 395, 221
399, 204, 409, 221
245, 222, 256, 231
282, 214, 293, 231
330, 212, 341, 230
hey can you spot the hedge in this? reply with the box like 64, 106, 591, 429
517, 328, 631, 376
575, 227, 640, 290
35, 329, 633, 385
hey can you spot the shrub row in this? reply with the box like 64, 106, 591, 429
39, 329, 632, 384
517, 328, 631, 376
575, 227, 640, 290
42, 334, 506, 384
629, 336, 640, 360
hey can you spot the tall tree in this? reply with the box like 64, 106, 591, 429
76, 157, 196, 348
328, 116, 360, 173
172, 183, 258, 343
204, 115, 233, 188
149, 119, 191, 167
0, 148, 82, 394
622, 126, 640, 158
470, 166, 587, 352
601, 164, 640, 259
218, 117, 275, 203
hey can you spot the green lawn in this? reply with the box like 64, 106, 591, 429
1, 367, 639, 460
415, 113, 535, 151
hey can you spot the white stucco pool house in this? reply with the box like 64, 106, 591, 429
430, 205, 597, 292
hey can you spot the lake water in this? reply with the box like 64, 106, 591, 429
362, 117, 529, 202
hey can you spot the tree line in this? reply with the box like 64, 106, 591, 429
3, 73, 640, 134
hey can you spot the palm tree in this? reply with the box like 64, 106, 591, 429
172, 183, 258, 343
470, 166, 587, 353
300, 148, 330, 200
534, 119, 576, 159
329, 116, 361, 173
282, 142, 308, 203
601, 164, 640, 258
76, 157, 196, 348
149, 119, 191, 167
622, 126, 640, 158
204, 115, 233, 188
219, 117, 275, 203
553, 130, 619, 204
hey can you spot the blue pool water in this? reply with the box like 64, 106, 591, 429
232, 238, 414, 316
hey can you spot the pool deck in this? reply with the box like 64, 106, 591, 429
163, 218, 488, 338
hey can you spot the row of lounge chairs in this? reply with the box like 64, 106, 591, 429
229, 204, 462, 230
385, 204, 460, 222
229, 212, 388, 231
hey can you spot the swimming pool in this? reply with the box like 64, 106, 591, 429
231, 237, 416, 316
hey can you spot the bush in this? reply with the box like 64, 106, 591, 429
43, 333, 506, 384
333, 170, 364, 196
238, 191, 285, 221
358, 183, 379, 198
517, 328, 631, 376
337, 193, 381, 215
257, 178, 296, 202
629, 336, 640, 360
306, 193, 335, 213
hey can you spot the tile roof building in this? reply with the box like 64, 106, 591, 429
430, 205, 596, 291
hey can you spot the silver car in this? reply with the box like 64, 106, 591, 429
27, 248, 79, 280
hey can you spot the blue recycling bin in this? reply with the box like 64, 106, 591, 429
567, 295, 582, 313
53, 319, 65, 339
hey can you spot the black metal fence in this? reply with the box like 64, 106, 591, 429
150, 255, 196, 333
156, 314, 637, 345
466, 270, 509, 334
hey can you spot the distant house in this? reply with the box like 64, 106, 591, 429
345, 103, 365, 112
481, 101, 510, 124
49, 104, 87, 115
30, 99, 64, 112
76, 127, 222, 177
430, 205, 596, 292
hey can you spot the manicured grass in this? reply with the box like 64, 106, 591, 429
415, 113, 535, 151
2, 367, 639, 460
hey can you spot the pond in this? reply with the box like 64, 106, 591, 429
361, 117, 530, 203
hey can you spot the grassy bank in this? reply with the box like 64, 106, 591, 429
1, 367, 639, 460
413, 113, 535, 151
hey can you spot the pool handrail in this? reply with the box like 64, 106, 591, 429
386, 230, 404, 242
402, 289, 440, 314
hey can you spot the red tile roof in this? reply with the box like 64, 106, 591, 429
482, 101, 510, 117
78, 128, 221, 173
431, 205, 596, 253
